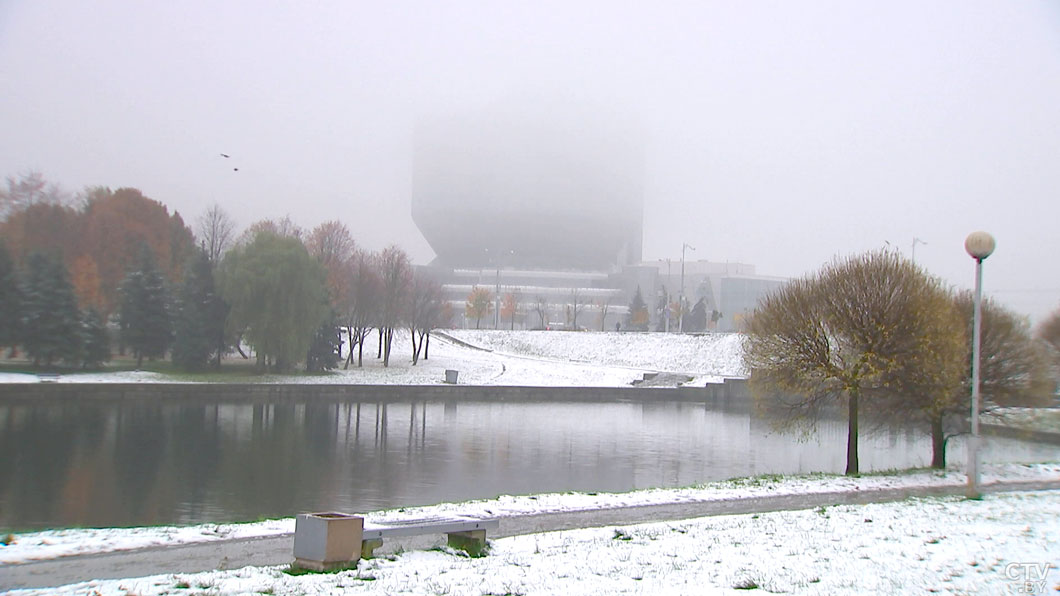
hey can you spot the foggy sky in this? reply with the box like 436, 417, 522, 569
2, 0, 1058, 322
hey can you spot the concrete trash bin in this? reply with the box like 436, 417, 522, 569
293, 512, 364, 571
445, 369, 459, 384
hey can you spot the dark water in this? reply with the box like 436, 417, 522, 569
1, 398, 1057, 531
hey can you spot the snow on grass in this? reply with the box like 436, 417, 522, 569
9, 489, 1059, 595
21, 330, 665, 387
3, 463, 1057, 566
986, 408, 1060, 433
447, 330, 748, 382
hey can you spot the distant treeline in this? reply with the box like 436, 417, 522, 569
0, 171, 445, 372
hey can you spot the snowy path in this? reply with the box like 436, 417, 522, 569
3, 476, 1058, 591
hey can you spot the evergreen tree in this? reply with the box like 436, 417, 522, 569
172, 249, 227, 371
80, 307, 111, 369
628, 285, 649, 331
306, 310, 342, 372
118, 249, 172, 368
683, 297, 708, 332
19, 252, 82, 367
0, 242, 21, 353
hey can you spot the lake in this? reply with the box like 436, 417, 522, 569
1, 393, 1057, 531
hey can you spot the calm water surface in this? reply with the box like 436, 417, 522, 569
1, 397, 1057, 531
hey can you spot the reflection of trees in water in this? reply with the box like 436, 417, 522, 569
8, 397, 1058, 531
168, 405, 222, 521
0, 406, 81, 529
113, 404, 168, 523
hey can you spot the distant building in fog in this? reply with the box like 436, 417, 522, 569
410, 99, 784, 331
411, 98, 644, 271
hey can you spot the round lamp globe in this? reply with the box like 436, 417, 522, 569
964, 231, 996, 260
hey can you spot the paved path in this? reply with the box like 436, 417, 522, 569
2, 479, 1057, 592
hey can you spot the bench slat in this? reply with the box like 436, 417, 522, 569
361, 516, 499, 540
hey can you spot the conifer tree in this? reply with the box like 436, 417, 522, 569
172, 249, 227, 371
628, 285, 649, 330
80, 307, 111, 369
118, 248, 172, 368
20, 252, 82, 367
306, 310, 342, 372
0, 242, 21, 353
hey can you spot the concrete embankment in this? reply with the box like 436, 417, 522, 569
0, 379, 751, 404
2, 479, 1057, 591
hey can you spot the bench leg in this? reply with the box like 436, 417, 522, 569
361, 538, 384, 559
447, 530, 488, 556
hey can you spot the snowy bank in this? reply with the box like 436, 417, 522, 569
2, 462, 1057, 566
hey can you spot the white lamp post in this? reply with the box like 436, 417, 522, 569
964, 231, 995, 499
679, 243, 695, 332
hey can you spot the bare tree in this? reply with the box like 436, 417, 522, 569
598, 298, 612, 331
378, 245, 411, 367
345, 250, 381, 368
307, 221, 356, 325
408, 273, 444, 364
1039, 307, 1060, 366
0, 171, 68, 221
236, 216, 302, 247
922, 293, 1054, 467
533, 295, 549, 329
744, 250, 964, 476
566, 289, 586, 330
196, 203, 236, 263
306, 220, 356, 268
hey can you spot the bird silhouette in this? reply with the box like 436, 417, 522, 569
220, 153, 230, 158
233, 168, 239, 172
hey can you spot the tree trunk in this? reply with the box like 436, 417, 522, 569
383, 327, 392, 367
357, 331, 365, 367
424, 333, 430, 360
930, 413, 947, 469
845, 389, 859, 476
410, 327, 419, 365
345, 327, 355, 369
377, 328, 383, 359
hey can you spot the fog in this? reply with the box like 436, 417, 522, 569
2, 0, 1058, 321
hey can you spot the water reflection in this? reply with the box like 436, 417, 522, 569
0, 398, 1057, 531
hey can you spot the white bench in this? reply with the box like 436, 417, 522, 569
361, 515, 499, 557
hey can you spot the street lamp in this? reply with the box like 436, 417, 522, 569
964, 231, 995, 499
912, 237, 927, 264
679, 243, 695, 333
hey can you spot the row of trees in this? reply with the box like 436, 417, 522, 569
0, 173, 448, 373
744, 250, 1059, 475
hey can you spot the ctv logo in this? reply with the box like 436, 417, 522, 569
1004, 562, 1053, 594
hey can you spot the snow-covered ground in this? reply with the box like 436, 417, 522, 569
0, 330, 747, 387
987, 407, 1060, 433
4, 482, 1059, 594
2, 463, 1057, 566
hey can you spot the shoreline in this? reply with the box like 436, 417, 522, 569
2, 466, 1058, 592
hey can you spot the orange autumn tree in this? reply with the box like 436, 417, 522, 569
501, 291, 519, 330
79, 188, 195, 317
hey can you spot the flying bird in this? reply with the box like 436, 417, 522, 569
233, 168, 239, 172
220, 153, 230, 158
